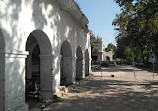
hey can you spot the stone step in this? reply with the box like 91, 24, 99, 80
56, 78, 90, 97
54, 90, 65, 97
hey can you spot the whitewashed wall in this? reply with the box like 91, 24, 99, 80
0, 0, 91, 110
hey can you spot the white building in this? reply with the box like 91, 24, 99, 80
0, 0, 91, 110
97, 40, 114, 63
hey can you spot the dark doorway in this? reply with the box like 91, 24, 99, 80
76, 46, 83, 81
60, 40, 73, 86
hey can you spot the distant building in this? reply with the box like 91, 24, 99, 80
103, 51, 114, 62
97, 40, 114, 63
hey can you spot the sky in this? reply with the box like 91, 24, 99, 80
74, 0, 121, 47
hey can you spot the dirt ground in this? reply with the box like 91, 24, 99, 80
42, 65, 158, 111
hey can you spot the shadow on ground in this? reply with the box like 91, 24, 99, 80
43, 78, 158, 111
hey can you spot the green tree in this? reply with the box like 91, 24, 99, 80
113, 0, 158, 63
115, 37, 127, 59
105, 43, 117, 52
90, 31, 102, 56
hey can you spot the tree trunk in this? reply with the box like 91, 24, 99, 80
132, 51, 136, 78
155, 53, 158, 73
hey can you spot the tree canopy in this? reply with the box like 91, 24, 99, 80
90, 31, 102, 56
105, 43, 117, 53
113, 0, 158, 62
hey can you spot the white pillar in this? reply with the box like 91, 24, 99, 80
89, 58, 92, 73
52, 55, 61, 93
2, 49, 29, 111
82, 59, 85, 78
72, 56, 77, 83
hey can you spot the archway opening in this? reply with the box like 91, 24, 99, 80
25, 35, 41, 107
106, 56, 110, 62
60, 40, 73, 86
76, 46, 83, 81
0, 29, 5, 110
85, 49, 89, 76
25, 36, 40, 99
25, 30, 53, 108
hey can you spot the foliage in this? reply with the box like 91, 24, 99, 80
90, 31, 102, 55
115, 37, 126, 59
113, 0, 158, 62
105, 43, 117, 59
105, 43, 117, 52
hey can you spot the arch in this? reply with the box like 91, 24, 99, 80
0, 28, 5, 110
76, 46, 83, 81
105, 56, 110, 61
60, 40, 73, 86
60, 40, 72, 57
25, 30, 53, 101
85, 49, 89, 76
26, 29, 52, 55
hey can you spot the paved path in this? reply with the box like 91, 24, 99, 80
43, 65, 158, 111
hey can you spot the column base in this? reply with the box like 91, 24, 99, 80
7, 103, 29, 111
40, 91, 53, 100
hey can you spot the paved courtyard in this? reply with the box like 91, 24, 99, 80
43, 65, 158, 111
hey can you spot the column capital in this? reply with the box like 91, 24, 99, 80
0, 49, 29, 58
73, 56, 77, 59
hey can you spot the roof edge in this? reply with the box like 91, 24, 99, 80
56, 0, 89, 27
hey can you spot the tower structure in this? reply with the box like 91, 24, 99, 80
97, 38, 104, 63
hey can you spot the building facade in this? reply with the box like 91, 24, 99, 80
97, 40, 114, 63
0, 0, 91, 110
